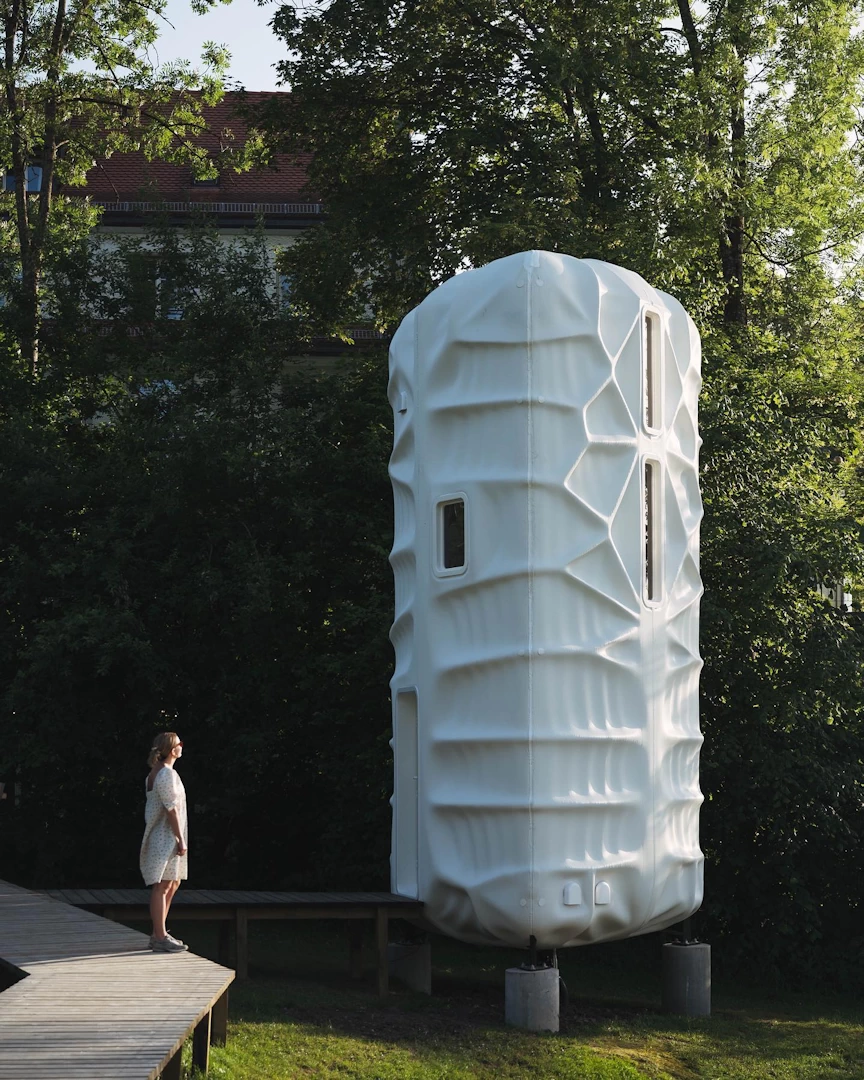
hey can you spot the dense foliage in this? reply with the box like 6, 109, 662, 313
255, 0, 864, 978
0, 224, 394, 889
2, 0, 864, 987
0, 0, 252, 372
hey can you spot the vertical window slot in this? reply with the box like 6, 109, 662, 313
644, 460, 662, 603
644, 311, 661, 432
436, 496, 467, 574
394, 689, 419, 898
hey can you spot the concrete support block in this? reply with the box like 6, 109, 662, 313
504, 965, 559, 1032
387, 942, 432, 994
662, 941, 711, 1017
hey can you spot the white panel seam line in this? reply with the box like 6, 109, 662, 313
526, 251, 536, 940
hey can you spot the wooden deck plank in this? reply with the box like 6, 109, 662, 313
295, 892, 346, 903
46, 887, 422, 909
52, 888, 89, 905
70, 888, 105, 905
190, 889, 229, 903
0, 879, 233, 1080
119, 888, 148, 903
97, 889, 129, 905
175, 889, 216, 904
29, 884, 424, 1015
208, 889, 249, 904
73, 889, 108, 903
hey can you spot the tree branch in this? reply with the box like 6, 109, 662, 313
676, 0, 704, 78
744, 227, 864, 267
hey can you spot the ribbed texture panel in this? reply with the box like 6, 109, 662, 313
389, 252, 703, 948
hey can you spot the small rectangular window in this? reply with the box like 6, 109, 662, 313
644, 310, 661, 432
442, 500, 464, 568
644, 460, 662, 603
436, 495, 467, 575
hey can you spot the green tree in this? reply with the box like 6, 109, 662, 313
0, 219, 394, 889
0, 0, 242, 372
263, 0, 864, 336
260, 0, 864, 977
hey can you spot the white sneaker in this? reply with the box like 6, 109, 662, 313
149, 932, 185, 948
151, 935, 188, 953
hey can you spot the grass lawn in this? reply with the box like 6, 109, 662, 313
162, 919, 863, 1080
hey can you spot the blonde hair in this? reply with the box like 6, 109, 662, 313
147, 731, 180, 768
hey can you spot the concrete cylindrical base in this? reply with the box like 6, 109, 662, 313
388, 942, 432, 994
662, 942, 711, 1017
505, 966, 559, 1032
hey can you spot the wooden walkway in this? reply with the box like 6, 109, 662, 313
0, 879, 233, 1079
45, 888, 425, 994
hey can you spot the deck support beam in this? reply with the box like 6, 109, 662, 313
38, 887, 425, 1002
161, 1047, 183, 1080
376, 907, 389, 997
211, 989, 229, 1046
193, 1008, 212, 1072
235, 907, 249, 980
347, 921, 364, 979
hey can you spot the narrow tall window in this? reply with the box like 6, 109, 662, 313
437, 496, 466, 574
644, 311, 661, 432
394, 689, 419, 898
644, 460, 662, 603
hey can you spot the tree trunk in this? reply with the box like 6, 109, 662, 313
721, 10, 748, 327
20, 261, 41, 376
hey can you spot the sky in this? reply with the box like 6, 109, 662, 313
154, 0, 287, 92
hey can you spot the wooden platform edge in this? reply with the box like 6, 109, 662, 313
0, 878, 235, 1080
42, 888, 425, 998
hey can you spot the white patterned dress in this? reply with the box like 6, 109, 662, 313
139, 766, 188, 886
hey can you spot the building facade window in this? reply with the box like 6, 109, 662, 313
4, 166, 43, 193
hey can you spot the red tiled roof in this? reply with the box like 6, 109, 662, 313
76, 92, 315, 205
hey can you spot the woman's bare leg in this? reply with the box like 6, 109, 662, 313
150, 881, 172, 940
164, 879, 181, 924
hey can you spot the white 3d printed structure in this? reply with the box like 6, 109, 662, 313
388, 251, 703, 948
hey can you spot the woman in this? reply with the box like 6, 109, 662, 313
140, 731, 189, 953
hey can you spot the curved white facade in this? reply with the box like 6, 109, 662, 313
388, 251, 703, 948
